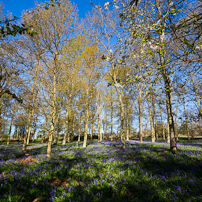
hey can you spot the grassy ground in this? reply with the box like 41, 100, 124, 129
0, 139, 202, 201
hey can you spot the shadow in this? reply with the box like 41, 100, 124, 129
0, 140, 202, 201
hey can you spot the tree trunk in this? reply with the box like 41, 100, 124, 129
182, 91, 190, 140
54, 110, 61, 144
62, 110, 69, 145
26, 120, 32, 145
54, 129, 59, 145
167, 116, 170, 143
47, 73, 57, 158
91, 122, 93, 140
27, 110, 36, 145
47, 127, 53, 158
152, 96, 158, 141
130, 119, 132, 137
164, 78, 176, 149
126, 98, 130, 141
110, 87, 113, 141
24, 59, 39, 147
100, 108, 103, 142
78, 114, 81, 142
0, 101, 2, 142
139, 88, 143, 143
159, 104, 165, 140
83, 89, 89, 148
97, 114, 100, 142
103, 108, 107, 140
148, 94, 155, 142
191, 76, 202, 118
157, 14, 176, 149
54, 118, 59, 145
22, 110, 33, 152
63, 99, 71, 145
67, 115, 71, 143
41, 115, 47, 143
72, 117, 75, 141
83, 109, 89, 147
7, 118, 13, 145
16, 127, 19, 140
126, 115, 129, 141
175, 102, 178, 141
114, 75, 125, 149
162, 122, 165, 140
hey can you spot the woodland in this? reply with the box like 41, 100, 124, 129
0, 0, 202, 201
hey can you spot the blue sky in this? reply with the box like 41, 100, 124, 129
1, 0, 107, 19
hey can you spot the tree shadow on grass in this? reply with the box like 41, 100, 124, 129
0, 150, 89, 201
1, 141, 202, 201
114, 143, 202, 201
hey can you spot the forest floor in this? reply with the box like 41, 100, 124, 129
0, 139, 202, 202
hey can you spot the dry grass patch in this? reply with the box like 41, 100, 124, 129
19, 156, 38, 165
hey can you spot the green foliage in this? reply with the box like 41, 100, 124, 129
38, 0, 61, 10
0, 17, 36, 38
3, 90, 23, 103
130, 0, 139, 6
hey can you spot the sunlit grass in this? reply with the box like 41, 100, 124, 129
0, 140, 202, 201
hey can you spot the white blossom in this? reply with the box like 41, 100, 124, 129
114, 83, 123, 88
160, 32, 165, 41
104, 2, 110, 6
169, 1, 174, 6
195, 45, 202, 50
95, 5, 102, 9
106, 56, 110, 61
150, 45, 158, 50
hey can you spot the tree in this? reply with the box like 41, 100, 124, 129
60, 35, 86, 145
0, 4, 36, 103
23, 0, 78, 157
106, 0, 192, 150
75, 44, 102, 147
86, 7, 128, 148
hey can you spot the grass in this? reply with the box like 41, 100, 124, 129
0, 139, 202, 201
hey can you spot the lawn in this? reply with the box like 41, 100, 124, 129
0, 140, 202, 201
